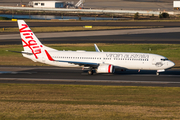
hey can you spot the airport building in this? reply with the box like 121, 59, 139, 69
173, 1, 180, 10
29, 1, 66, 8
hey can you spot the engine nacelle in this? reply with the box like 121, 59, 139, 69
96, 64, 114, 73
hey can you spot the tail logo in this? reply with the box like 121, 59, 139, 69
20, 24, 42, 59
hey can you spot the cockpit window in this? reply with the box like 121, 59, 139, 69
161, 58, 168, 61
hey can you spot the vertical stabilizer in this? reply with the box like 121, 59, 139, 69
17, 20, 43, 59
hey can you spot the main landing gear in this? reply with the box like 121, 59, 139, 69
88, 70, 93, 75
88, 67, 94, 75
82, 67, 94, 75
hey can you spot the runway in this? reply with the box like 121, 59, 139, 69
1, 33, 180, 44
1, 21, 180, 44
1, 29, 180, 44
0, 66, 180, 87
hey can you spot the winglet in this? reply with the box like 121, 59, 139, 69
94, 44, 100, 52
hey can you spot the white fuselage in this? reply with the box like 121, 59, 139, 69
23, 50, 175, 71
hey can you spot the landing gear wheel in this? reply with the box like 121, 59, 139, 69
156, 72, 159, 76
88, 70, 93, 75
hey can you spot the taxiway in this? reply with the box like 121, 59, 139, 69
0, 66, 180, 87
0, 28, 180, 44
1, 21, 180, 28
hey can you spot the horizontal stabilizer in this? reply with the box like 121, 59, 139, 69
6, 50, 33, 55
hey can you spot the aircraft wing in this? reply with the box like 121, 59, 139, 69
45, 50, 99, 67
94, 44, 100, 52
55, 59, 99, 67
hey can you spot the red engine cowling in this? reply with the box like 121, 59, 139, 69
96, 64, 114, 73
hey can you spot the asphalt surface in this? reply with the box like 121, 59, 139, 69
0, 66, 180, 87
39, 32, 180, 44
0, 21, 180, 44
0, 32, 180, 45
1, 22, 180, 28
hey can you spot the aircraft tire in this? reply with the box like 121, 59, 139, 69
88, 70, 93, 75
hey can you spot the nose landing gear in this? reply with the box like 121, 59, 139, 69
156, 72, 159, 76
156, 70, 165, 76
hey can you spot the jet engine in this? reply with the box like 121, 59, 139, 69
96, 64, 114, 73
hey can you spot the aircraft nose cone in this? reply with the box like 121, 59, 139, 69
169, 61, 175, 68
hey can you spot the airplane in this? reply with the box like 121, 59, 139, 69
17, 20, 175, 75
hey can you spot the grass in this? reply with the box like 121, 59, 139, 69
0, 26, 161, 33
0, 44, 180, 68
0, 84, 180, 119
0, 17, 10, 20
